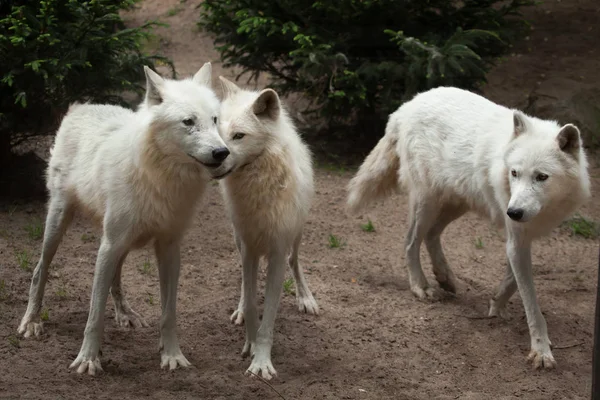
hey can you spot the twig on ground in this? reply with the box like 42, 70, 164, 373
245, 370, 287, 400
453, 313, 489, 320
553, 342, 584, 350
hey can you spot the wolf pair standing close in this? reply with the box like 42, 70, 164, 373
18, 62, 590, 379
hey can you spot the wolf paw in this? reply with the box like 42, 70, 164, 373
411, 285, 437, 300
18, 316, 44, 338
160, 349, 192, 371
488, 299, 511, 320
115, 308, 149, 329
527, 348, 556, 370
70, 354, 103, 375
230, 309, 244, 325
246, 357, 277, 380
241, 339, 254, 358
297, 293, 319, 315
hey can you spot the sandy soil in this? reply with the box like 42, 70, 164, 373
1, 0, 599, 399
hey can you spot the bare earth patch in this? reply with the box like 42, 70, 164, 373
1, 0, 599, 399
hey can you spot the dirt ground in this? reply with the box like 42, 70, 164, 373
1, 1, 599, 399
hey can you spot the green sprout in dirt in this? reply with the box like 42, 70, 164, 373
40, 308, 49, 321
25, 219, 44, 240
139, 259, 153, 275
8, 335, 20, 348
81, 233, 96, 243
146, 293, 155, 305
475, 237, 484, 249
283, 277, 295, 296
328, 234, 346, 249
360, 219, 375, 233
167, 6, 182, 16
564, 214, 599, 239
56, 286, 67, 299
16, 250, 31, 271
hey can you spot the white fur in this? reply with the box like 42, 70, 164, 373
17, 63, 232, 375
217, 77, 318, 380
347, 86, 591, 369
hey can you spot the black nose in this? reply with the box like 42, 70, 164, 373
506, 208, 524, 221
212, 147, 230, 162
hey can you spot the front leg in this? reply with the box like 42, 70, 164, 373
155, 238, 190, 371
70, 238, 127, 375
506, 234, 555, 369
246, 246, 287, 380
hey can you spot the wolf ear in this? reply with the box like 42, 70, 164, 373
513, 110, 527, 137
144, 66, 165, 106
219, 76, 241, 98
193, 62, 212, 87
557, 124, 581, 155
253, 89, 280, 121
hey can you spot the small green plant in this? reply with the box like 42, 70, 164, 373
475, 237, 484, 249
360, 219, 375, 233
7, 335, 20, 348
25, 219, 44, 240
283, 277, 295, 296
81, 233, 96, 243
146, 293, 155, 305
139, 259, 154, 275
565, 214, 599, 239
40, 308, 49, 321
167, 6, 182, 16
16, 250, 31, 271
56, 286, 67, 298
328, 234, 346, 249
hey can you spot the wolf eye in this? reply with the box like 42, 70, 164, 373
536, 173, 549, 182
511, 169, 517, 177
212, 116, 218, 124
232, 133, 246, 140
182, 118, 194, 126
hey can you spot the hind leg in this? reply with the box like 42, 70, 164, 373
18, 194, 75, 337
488, 261, 518, 320
110, 252, 149, 329
405, 193, 439, 300
425, 205, 467, 294
230, 229, 245, 325
289, 230, 319, 315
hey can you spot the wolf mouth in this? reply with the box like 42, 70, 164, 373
187, 153, 222, 168
212, 168, 233, 180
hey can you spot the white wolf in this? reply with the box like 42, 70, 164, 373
216, 76, 319, 380
347, 86, 591, 369
17, 63, 233, 375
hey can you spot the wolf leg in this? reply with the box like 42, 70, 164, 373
18, 194, 75, 338
240, 241, 260, 358
425, 205, 467, 294
110, 251, 149, 329
288, 229, 319, 315
154, 238, 191, 370
70, 234, 129, 375
246, 245, 286, 380
405, 193, 439, 299
506, 233, 555, 369
488, 261, 518, 320
230, 228, 246, 325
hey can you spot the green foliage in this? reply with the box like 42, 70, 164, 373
26, 219, 44, 240
0, 0, 173, 158
283, 277, 295, 296
475, 237, 484, 249
199, 0, 533, 133
16, 249, 31, 271
328, 234, 345, 249
360, 219, 375, 233
564, 214, 599, 239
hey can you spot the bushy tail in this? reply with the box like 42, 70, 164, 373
346, 125, 400, 215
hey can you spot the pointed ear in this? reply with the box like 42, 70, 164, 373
557, 124, 581, 155
513, 110, 527, 137
193, 62, 212, 87
144, 66, 165, 106
253, 89, 280, 120
219, 76, 241, 99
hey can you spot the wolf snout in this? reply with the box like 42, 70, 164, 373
212, 147, 230, 162
506, 207, 524, 221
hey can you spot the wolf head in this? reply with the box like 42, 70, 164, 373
215, 76, 283, 175
141, 63, 231, 179
503, 110, 590, 223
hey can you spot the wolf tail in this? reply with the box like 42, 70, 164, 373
346, 121, 400, 215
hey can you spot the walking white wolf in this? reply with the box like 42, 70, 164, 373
216, 76, 319, 380
347, 86, 591, 369
17, 63, 234, 375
